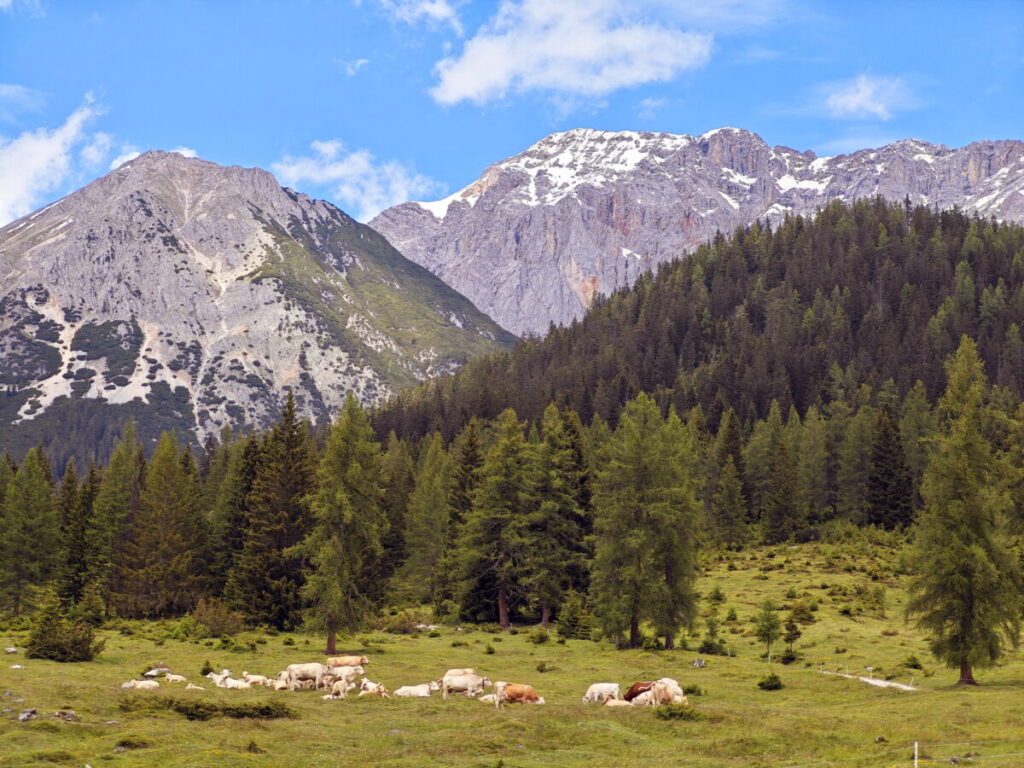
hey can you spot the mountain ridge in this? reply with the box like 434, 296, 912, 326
371, 127, 1024, 335
0, 150, 515, 466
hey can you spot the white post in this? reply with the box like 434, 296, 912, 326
914, 741, 919, 768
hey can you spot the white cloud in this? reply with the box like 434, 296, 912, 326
0, 0, 14, 9
0, 96, 102, 225
638, 97, 667, 120
272, 140, 445, 221
430, 0, 713, 106
80, 131, 113, 166
374, 0, 463, 35
823, 74, 913, 121
339, 58, 370, 77
109, 145, 141, 169
170, 146, 197, 158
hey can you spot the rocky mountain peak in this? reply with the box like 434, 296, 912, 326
372, 128, 1024, 336
0, 152, 515, 465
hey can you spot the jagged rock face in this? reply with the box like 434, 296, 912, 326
371, 128, 1024, 336
0, 151, 515, 453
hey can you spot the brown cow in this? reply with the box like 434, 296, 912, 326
326, 655, 369, 668
623, 681, 656, 701
494, 681, 544, 708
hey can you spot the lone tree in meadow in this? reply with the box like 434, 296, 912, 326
906, 337, 1023, 685
753, 601, 782, 663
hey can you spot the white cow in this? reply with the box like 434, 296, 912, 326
329, 680, 358, 698
164, 673, 187, 684
656, 677, 687, 703
604, 698, 633, 707
632, 682, 674, 707
121, 679, 159, 690
582, 683, 620, 703
242, 672, 272, 687
285, 662, 329, 691
394, 681, 440, 698
441, 673, 490, 700
442, 668, 475, 678
185, 683, 205, 691
478, 693, 498, 704
325, 665, 364, 696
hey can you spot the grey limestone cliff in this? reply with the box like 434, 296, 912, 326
0, 151, 515, 462
371, 128, 1024, 336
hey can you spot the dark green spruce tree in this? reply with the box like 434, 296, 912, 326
0, 447, 57, 615
865, 407, 915, 528
227, 391, 317, 629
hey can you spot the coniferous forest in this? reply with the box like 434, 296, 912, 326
3, 199, 1024, 684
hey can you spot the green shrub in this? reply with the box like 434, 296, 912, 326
200, 660, 214, 676
484, 643, 495, 655
451, 640, 468, 648
683, 685, 704, 696
556, 590, 594, 640
903, 655, 923, 670
283, 637, 296, 646
120, 696, 296, 721
528, 628, 550, 645
535, 660, 548, 673
190, 598, 244, 637
24, 589, 104, 662
654, 703, 706, 721
757, 673, 783, 690
428, 629, 441, 638
708, 586, 726, 604
725, 608, 738, 622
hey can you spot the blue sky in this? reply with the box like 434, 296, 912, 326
1, 0, 1022, 224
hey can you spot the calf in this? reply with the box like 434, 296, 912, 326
358, 678, 390, 698
582, 682, 620, 703
242, 672, 272, 687
494, 681, 543, 709
164, 673, 186, 684
604, 699, 634, 708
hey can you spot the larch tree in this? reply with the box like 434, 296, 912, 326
396, 432, 452, 604
906, 337, 1023, 686
458, 409, 532, 629
590, 393, 700, 648
296, 394, 386, 653
114, 432, 201, 617
0, 448, 57, 616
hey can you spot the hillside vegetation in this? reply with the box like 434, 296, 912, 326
376, 198, 1024, 439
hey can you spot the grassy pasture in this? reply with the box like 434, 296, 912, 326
3, 536, 1024, 767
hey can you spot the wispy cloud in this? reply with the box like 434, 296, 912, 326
0, 84, 46, 122
430, 0, 713, 106
337, 58, 370, 77
638, 97, 667, 120
0, 94, 103, 225
272, 139, 445, 221
109, 145, 141, 169
822, 74, 915, 121
372, 0, 463, 35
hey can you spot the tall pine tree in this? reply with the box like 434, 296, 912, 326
296, 394, 386, 652
906, 337, 1023, 685
865, 407, 914, 528
227, 391, 317, 629
0, 448, 57, 615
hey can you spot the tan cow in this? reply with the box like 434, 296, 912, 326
326, 655, 369, 668
494, 681, 544, 708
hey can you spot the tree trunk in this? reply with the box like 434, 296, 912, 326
326, 627, 337, 655
957, 661, 978, 686
498, 586, 510, 630
664, 633, 675, 650
629, 616, 641, 648
540, 603, 551, 629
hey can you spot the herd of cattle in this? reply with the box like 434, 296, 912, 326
120, 654, 691, 709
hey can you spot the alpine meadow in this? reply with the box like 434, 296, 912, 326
3, 2, 1024, 766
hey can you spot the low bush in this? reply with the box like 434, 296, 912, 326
528, 628, 550, 645
757, 673, 783, 691
120, 696, 296, 721
24, 589, 104, 662
190, 598, 245, 637
654, 703, 706, 721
